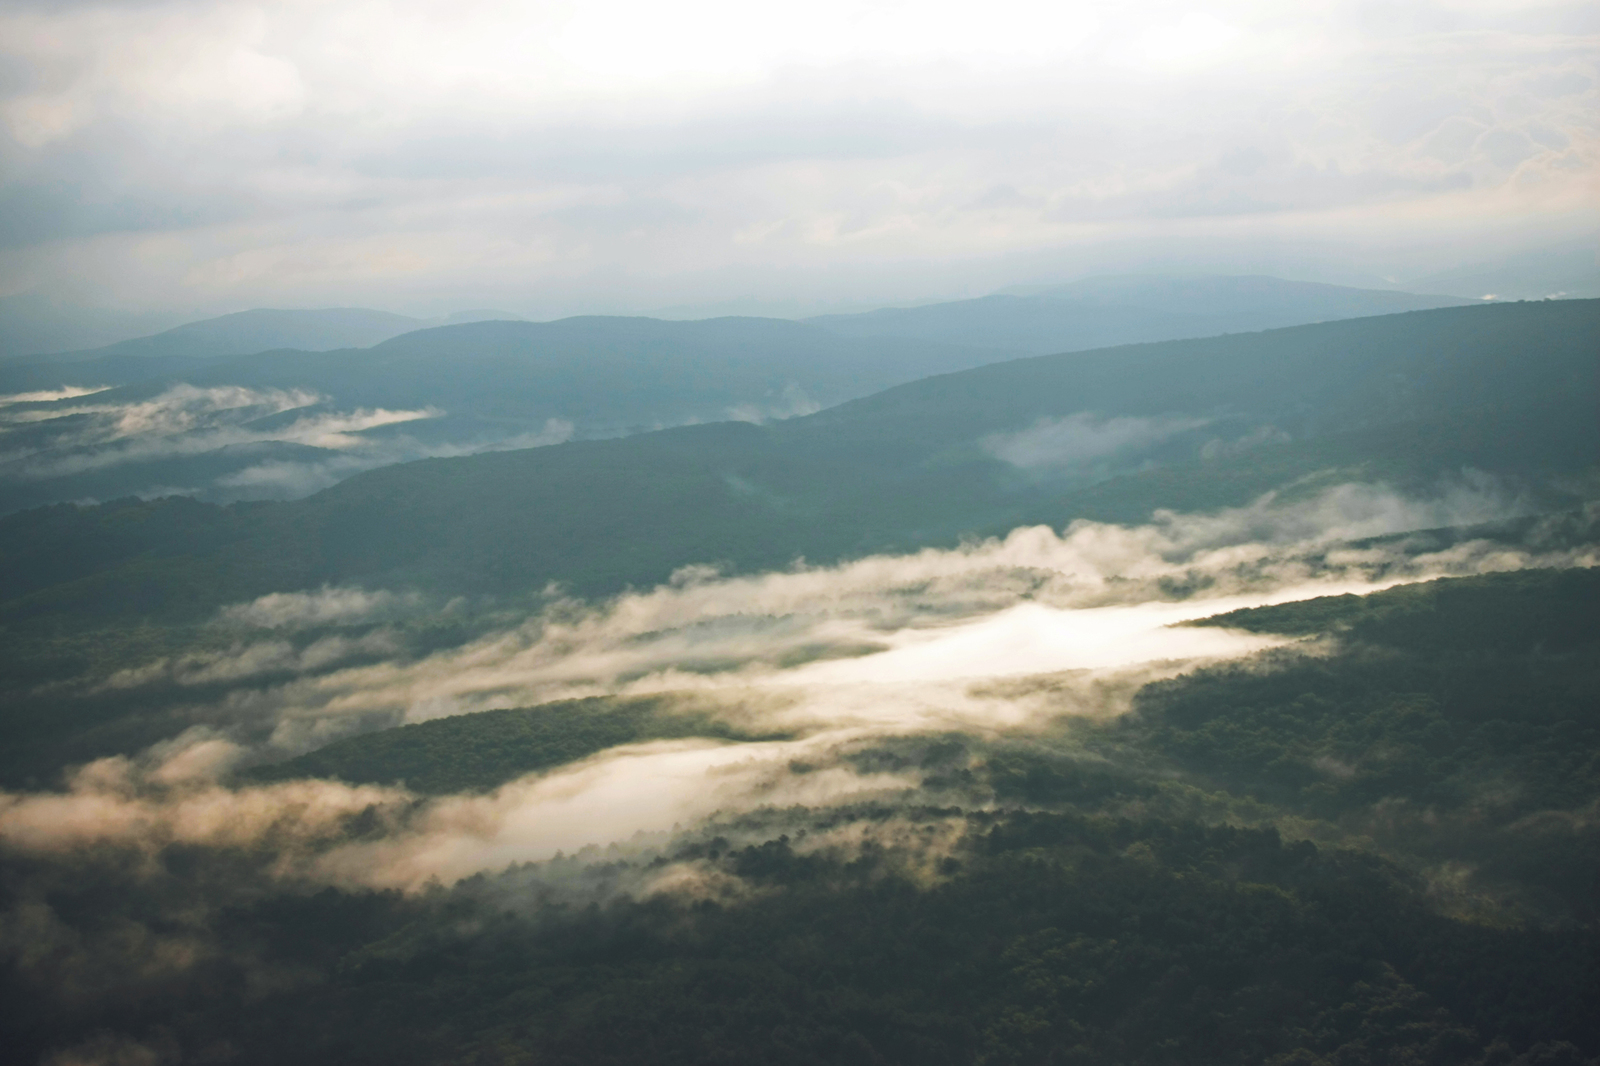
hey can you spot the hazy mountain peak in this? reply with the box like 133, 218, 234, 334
805, 274, 1474, 355
439, 309, 528, 325
1401, 236, 1600, 300
33, 306, 428, 363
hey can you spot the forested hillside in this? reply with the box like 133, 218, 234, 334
1, 300, 1595, 1066
0, 315, 1014, 513
5, 568, 1597, 1065
1, 300, 1592, 625
5, 2, 1595, 1062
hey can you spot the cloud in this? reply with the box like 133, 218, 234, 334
98, 629, 407, 692
206, 416, 575, 499
0, 478, 1590, 908
0, 1, 1593, 315
0, 385, 568, 511
0, 382, 534, 504
1200, 424, 1291, 460
216, 587, 426, 629
0, 720, 917, 892
0, 480, 1591, 1066
0, 383, 438, 474
983, 412, 1210, 470
724, 382, 821, 423
310, 737, 919, 889
0, 385, 112, 405
67, 475, 1588, 765
0, 743, 400, 860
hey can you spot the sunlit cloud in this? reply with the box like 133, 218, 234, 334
0, 386, 113, 405
72, 475, 1589, 760
6, 479, 1592, 893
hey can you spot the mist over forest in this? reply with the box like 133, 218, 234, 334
2, 1, 1598, 1064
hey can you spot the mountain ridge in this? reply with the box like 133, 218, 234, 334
806, 274, 1477, 354
1, 299, 1591, 624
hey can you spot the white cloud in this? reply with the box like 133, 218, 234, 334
217, 587, 424, 629
0, 0, 1591, 314
983, 412, 1209, 469
0, 480, 1591, 895
0, 386, 112, 405
72, 475, 1583, 763
0, 382, 440, 485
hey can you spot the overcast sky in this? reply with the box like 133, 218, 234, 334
1, 0, 1595, 319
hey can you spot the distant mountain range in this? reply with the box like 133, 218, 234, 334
5, 299, 1593, 626
36, 307, 430, 362
0, 317, 1013, 513
1401, 236, 1599, 301
0, 304, 537, 365
0, 275, 1511, 515
805, 274, 1476, 354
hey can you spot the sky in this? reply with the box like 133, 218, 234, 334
0, 0, 1595, 319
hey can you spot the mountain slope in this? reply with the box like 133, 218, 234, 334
29, 307, 427, 363
0, 316, 1017, 513
1403, 237, 1599, 300
806, 274, 1474, 354
0, 293, 184, 360
192, 315, 1020, 430
0, 279, 1484, 514
1, 300, 1592, 625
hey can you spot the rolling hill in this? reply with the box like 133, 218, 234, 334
26, 307, 428, 363
1, 299, 1592, 625
806, 274, 1475, 354
0, 316, 1016, 513
0, 278, 1489, 515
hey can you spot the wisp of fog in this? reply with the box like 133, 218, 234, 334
1, 476, 1592, 892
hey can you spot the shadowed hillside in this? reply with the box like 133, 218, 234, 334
0, 300, 1592, 624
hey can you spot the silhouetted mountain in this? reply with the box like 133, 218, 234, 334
807, 274, 1474, 354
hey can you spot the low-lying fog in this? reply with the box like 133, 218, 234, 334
2, 477, 1591, 892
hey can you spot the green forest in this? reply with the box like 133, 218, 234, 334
2, 302, 1594, 622
1, 301, 1596, 1065
4, 6, 1597, 1059
6, 566, 1596, 1064
9, 809, 1595, 1066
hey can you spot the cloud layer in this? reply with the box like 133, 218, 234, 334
1, 0, 1594, 316
0, 382, 576, 503
1, 478, 1587, 896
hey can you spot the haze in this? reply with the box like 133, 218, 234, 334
2, 0, 1595, 324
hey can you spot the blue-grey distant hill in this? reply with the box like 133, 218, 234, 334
805, 275, 1475, 354
0, 279, 1537, 516
0, 307, 437, 396
4, 299, 1592, 625
33, 307, 429, 363
0, 315, 1016, 513
1, 306, 532, 378
0, 293, 185, 360
1401, 236, 1599, 301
